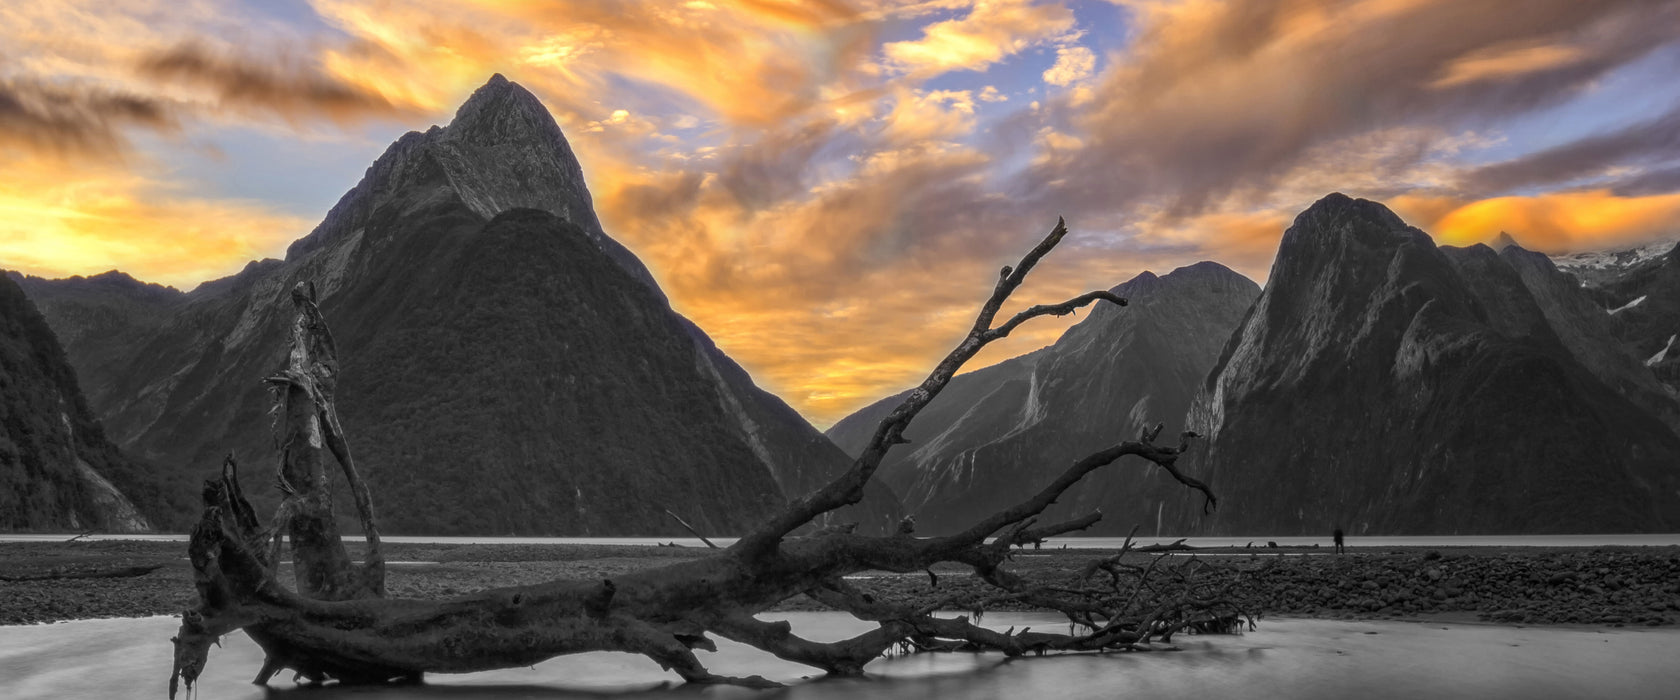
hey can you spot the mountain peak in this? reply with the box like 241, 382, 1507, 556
443, 74, 561, 148
1297, 192, 1409, 231
455, 74, 537, 118
1271, 194, 1428, 277
1493, 231, 1522, 250
1166, 260, 1244, 282
87, 269, 139, 284
282, 73, 624, 282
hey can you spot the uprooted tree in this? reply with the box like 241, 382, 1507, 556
169, 219, 1252, 695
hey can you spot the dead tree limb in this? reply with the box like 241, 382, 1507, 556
168, 218, 1246, 696
663, 510, 720, 549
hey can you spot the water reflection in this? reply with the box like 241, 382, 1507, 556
4, 613, 1678, 700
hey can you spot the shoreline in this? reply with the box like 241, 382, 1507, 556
3, 541, 1676, 628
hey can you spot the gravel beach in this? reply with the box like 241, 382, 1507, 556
3, 540, 1677, 628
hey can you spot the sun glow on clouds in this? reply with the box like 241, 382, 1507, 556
0, 157, 310, 289
1430, 42, 1588, 90
884, 0, 1077, 75
4, 0, 1680, 426
1413, 190, 1680, 253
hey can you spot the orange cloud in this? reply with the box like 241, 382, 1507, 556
1408, 190, 1680, 252
299, 0, 887, 129
590, 127, 1158, 426
883, 0, 1076, 76
310, 0, 520, 114
1130, 208, 1293, 282
1430, 41, 1587, 89
878, 87, 979, 144
0, 157, 309, 288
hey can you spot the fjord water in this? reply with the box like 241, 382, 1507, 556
5, 613, 1677, 700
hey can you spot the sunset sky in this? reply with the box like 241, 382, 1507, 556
4, 0, 1680, 427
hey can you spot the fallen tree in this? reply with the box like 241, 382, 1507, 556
168, 219, 1252, 695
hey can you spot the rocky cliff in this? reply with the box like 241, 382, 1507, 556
0, 272, 152, 532
1172, 194, 1680, 535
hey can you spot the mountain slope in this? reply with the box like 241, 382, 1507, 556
827, 263, 1259, 535
1590, 243, 1680, 394
1493, 244, 1679, 431
1172, 194, 1680, 535
0, 272, 152, 532
10, 271, 183, 412
23, 75, 894, 534
332, 207, 788, 534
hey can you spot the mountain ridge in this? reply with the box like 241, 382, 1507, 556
1173, 193, 1680, 535
21, 75, 897, 534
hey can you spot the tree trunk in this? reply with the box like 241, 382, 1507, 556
168, 219, 1252, 696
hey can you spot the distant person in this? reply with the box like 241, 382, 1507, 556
1333, 526, 1346, 554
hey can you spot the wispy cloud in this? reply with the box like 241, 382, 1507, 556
135, 41, 425, 124
1025, 0, 1680, 218
0, 78, 176, 158
1459, 103, 1680, 194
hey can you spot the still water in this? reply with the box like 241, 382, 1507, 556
6, 533, 1680, 547
3, 612, 1677, 700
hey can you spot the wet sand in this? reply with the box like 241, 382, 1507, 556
2, 540, 1676, 627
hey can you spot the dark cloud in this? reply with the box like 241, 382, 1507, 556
0, 79, 176, 157
717, 120, 844, 211
1024, 0, 1680, 220
1611, 165, 1680, 197
1461, 103, 1680, 193
135, 41, 419, 124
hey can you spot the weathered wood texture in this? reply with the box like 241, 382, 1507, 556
168, 220, 1251, 696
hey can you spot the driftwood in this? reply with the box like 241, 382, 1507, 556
662, 509, 720, 549
168, 218, 1250, 695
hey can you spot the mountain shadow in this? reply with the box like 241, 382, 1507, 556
0, 272, 156, 532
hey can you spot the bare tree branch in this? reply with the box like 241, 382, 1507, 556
736, 218, 1129, 554
167, 218, 1243, 696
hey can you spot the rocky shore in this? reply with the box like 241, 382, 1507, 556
3, 540, 1677, 628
